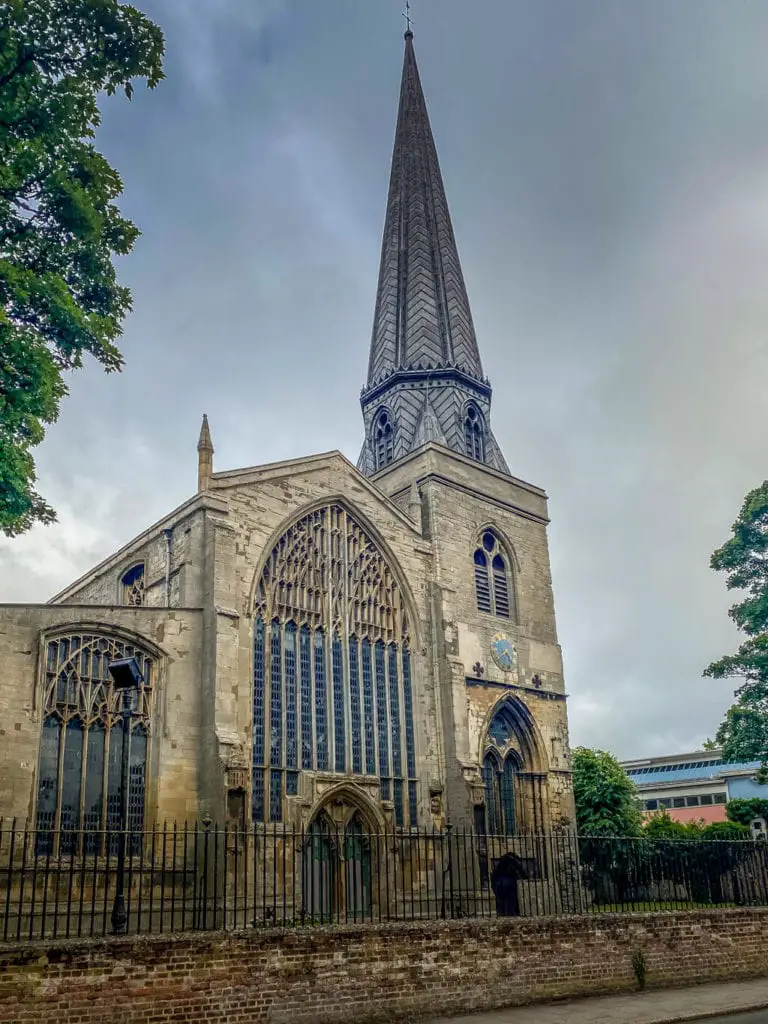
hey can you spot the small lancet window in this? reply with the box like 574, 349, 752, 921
464, 404, 485, 462
473, 531, 514, 619
121, 564, 145, 607
374, 410, 394, 470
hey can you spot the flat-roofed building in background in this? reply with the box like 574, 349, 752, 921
621, 749, 767, 825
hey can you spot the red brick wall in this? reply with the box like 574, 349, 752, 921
1, 910, 768, 1024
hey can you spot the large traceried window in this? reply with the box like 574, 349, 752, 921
473, 530, 514, 619
121, 564, 145, 606
253, 504, 418, 828
35, 633, 154, 853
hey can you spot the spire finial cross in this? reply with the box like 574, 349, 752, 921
403, 1, 413, 34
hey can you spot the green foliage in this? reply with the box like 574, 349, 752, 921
1, 0, 164, 535
700, 820, 751, 840
726, 798, 768, 828
643, 809, 703, 840
572, 747, 643, 837
705, 483, 768, 780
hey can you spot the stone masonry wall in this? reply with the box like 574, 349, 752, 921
1, 910, 768, 1024
197, 452, 440, 826
376, 444, 574, 830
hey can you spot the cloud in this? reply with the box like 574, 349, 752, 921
4, 0, 768, 762
154, 0, 290, 97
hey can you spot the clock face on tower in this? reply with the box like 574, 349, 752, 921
490, 633, 516, 673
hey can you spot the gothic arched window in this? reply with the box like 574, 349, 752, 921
473, 530, 514, 619
483, 704, 521, 836
253, 504, 417, 828
374, 409, 394, 470
121, 563, 145, 606
464, 404, 485, 462
35, 632, 154, 854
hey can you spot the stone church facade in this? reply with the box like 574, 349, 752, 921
0, 33, 575, 844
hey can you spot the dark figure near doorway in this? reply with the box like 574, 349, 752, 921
491, 853, 527, 917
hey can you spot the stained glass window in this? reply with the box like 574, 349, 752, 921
270, 621, 282, 770
349, 638, 362, 774
34, 632, 153, 854
300, 626, 313, 771
488, 705, 514, 747
483, 752, 500, 835
285, 623, 297, 771
333, 633, 346, 773
315, 630, 328, 771
388, 644, 403, 826
269, 770, 282, 823
253, 504, 418, 826
361, 640, 375, 775
500, 757, 516, 835
253, 617, 266, 819
484, 699, 522, 836
402, 647, 416, 779
375, 641, 389, 784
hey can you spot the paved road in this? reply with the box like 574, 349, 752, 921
422, 978, 768, 1024
703, 1015, 768, 1024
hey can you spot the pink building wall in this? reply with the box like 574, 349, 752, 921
646, 805, 726, 825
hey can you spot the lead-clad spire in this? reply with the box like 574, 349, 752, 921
367, 31, 483, 386
358, 32, 509, 477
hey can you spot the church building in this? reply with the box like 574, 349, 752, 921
0, 32, 575, 845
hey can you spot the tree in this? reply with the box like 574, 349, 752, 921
1, 0, 164, 536
700, 820, 750, 840
643, 809, 703, 840
571, 747, 643, 837
726, 797, 768, 828
705, 482, 768, 780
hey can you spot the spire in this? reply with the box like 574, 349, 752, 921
358, 34, 509, 477
366, 33, 483, 385
197, 413, 214, 492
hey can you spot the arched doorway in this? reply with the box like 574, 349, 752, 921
303, 797, 374, 922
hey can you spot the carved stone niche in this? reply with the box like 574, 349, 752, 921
428, 781, 444, 818
226, 768, 249, 792
467, 775, 485, 809
219, 740, 249, 828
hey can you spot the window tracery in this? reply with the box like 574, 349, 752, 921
483, 704, 521, 836
374, 409, 394, 470
121, 564, 145, 607
253, 504, 417, 827
35, 632, 153, 853
473, 530, 514, 619
464, 404, 485, 462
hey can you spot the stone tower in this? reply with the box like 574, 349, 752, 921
361, 31, 572, 830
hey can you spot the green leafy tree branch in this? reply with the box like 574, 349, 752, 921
705, 482, 768, 780
1, 0, 164, 535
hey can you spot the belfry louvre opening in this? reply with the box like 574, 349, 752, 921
252, 504, 418, 827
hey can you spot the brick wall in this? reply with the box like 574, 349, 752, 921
2, 910, 768, 1024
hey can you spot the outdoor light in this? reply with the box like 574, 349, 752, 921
108, 657, 144, 691
107, 657, 144, 936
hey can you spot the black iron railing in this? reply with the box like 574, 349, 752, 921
1, 821, 767, 941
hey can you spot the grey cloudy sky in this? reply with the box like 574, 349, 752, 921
2, 0, 768, 761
